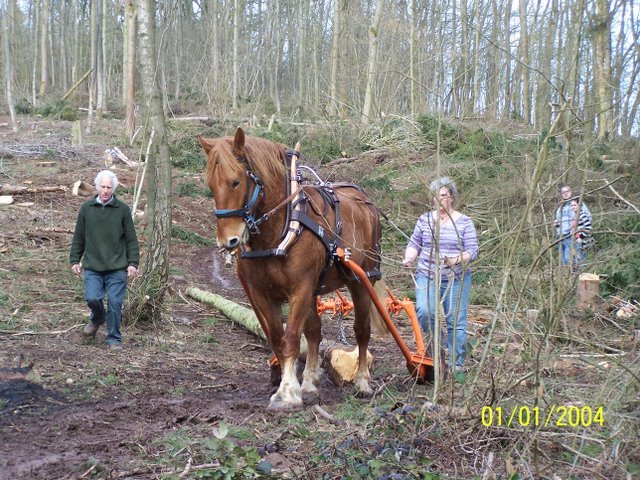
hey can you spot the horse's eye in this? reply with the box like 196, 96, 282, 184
232, 179, 241, 189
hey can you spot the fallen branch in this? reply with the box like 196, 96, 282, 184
105, 146, 138, 167
171, 116, 210, 121
192, 382, 235, 391
604, 178, 640, 215
62, 68, 93, 101
30, 227, 74, 235
0, 323, 82, 336
313, 404, 345, 425
0, 184, 68, 195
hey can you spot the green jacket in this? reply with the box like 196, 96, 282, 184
70, 195, 140, 272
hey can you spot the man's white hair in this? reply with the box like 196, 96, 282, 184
94, 170, 119, 190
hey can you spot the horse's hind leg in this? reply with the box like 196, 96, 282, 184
350, 286, 374, 397
301, 310, 322, 403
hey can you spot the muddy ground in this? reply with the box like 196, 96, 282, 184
0, 117, 462, 479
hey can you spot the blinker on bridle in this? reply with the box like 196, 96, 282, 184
213, 170, 265, 234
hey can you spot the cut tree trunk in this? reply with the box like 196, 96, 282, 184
0, 185, 68, 195
185, 287, 307, 354
72, 180, 94, 196
186, 287, 266, 340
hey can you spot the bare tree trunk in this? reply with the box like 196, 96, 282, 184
471, 0, 481, 114
131, 0, 172, 324
232, 0, 239, 110
99, 0, 107, 113
536, 0, 557, 130
327, 0, 343, 116
409, 0, 416, 115
39, 0, 49, 97
519, 0, 531, 124
31, 0, 39, 106
2, 0, 18, 132
459, 0, 469, 115
503, 0, 513, 118
72, 0, 79, 85
269, 0, 282, 115
86, 0, 97, 133
361, 0, 385, 123
124, 0, 136, 140
59, 0, 68, 92
595, 0, 612, 139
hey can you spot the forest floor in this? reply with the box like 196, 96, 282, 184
0, 116, 638, 480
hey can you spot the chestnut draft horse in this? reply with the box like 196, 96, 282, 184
199, 128, 389, 411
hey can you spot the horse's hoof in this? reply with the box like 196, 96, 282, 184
268, 398, 304, 411
354, 389, 374, 399
354, 380, 374, 398
269, 389, 303, 411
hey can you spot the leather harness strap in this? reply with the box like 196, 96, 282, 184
234, 153, 381, 285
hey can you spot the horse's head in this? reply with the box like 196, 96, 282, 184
199, 128, 261, 250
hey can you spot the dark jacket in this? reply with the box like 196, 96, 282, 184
70, 195, 140, 272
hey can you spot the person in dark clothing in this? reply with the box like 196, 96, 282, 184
570, 199, 593, 271
70, 170, 140, 349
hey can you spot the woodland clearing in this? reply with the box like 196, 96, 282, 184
0, 115, 639, 479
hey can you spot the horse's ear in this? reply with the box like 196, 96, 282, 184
232, 128, 246, 156
198, 135, 213, 154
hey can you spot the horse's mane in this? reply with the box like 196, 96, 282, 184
205, 135, 287, 186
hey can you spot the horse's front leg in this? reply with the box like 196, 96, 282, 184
301, 309, 322, 403
268, 290, 315, 411
351, 287, 374, 397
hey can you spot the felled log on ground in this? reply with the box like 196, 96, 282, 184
104, 147, 138, 167
72, 180, 95, 196
0, 184, 68, 195
323, 344, 373, 386
185, 287, 307, 354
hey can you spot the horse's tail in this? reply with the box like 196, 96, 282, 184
369, 279, 391, 338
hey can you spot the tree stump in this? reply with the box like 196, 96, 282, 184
577, 273, 600, 310
72, 121, 83, 146
324, 345, 372, 386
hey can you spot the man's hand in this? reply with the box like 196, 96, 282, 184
127, 265, 138, 278
71, 264, 82, 276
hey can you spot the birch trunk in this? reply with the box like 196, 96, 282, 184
39, 0, 49, 97
595, 0, 612, 139
361, 0, 385, 123
130, 0, 172, 324
518, 0, 531, 124
2, 0, 18, 132
124, 0, 136, 140
327, 0, 342, 116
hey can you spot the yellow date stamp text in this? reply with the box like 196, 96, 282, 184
480, 405, 604, 428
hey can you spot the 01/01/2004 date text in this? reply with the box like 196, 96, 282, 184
480, 405, 604, 429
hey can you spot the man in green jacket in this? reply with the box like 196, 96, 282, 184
70, 170, 140, 349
